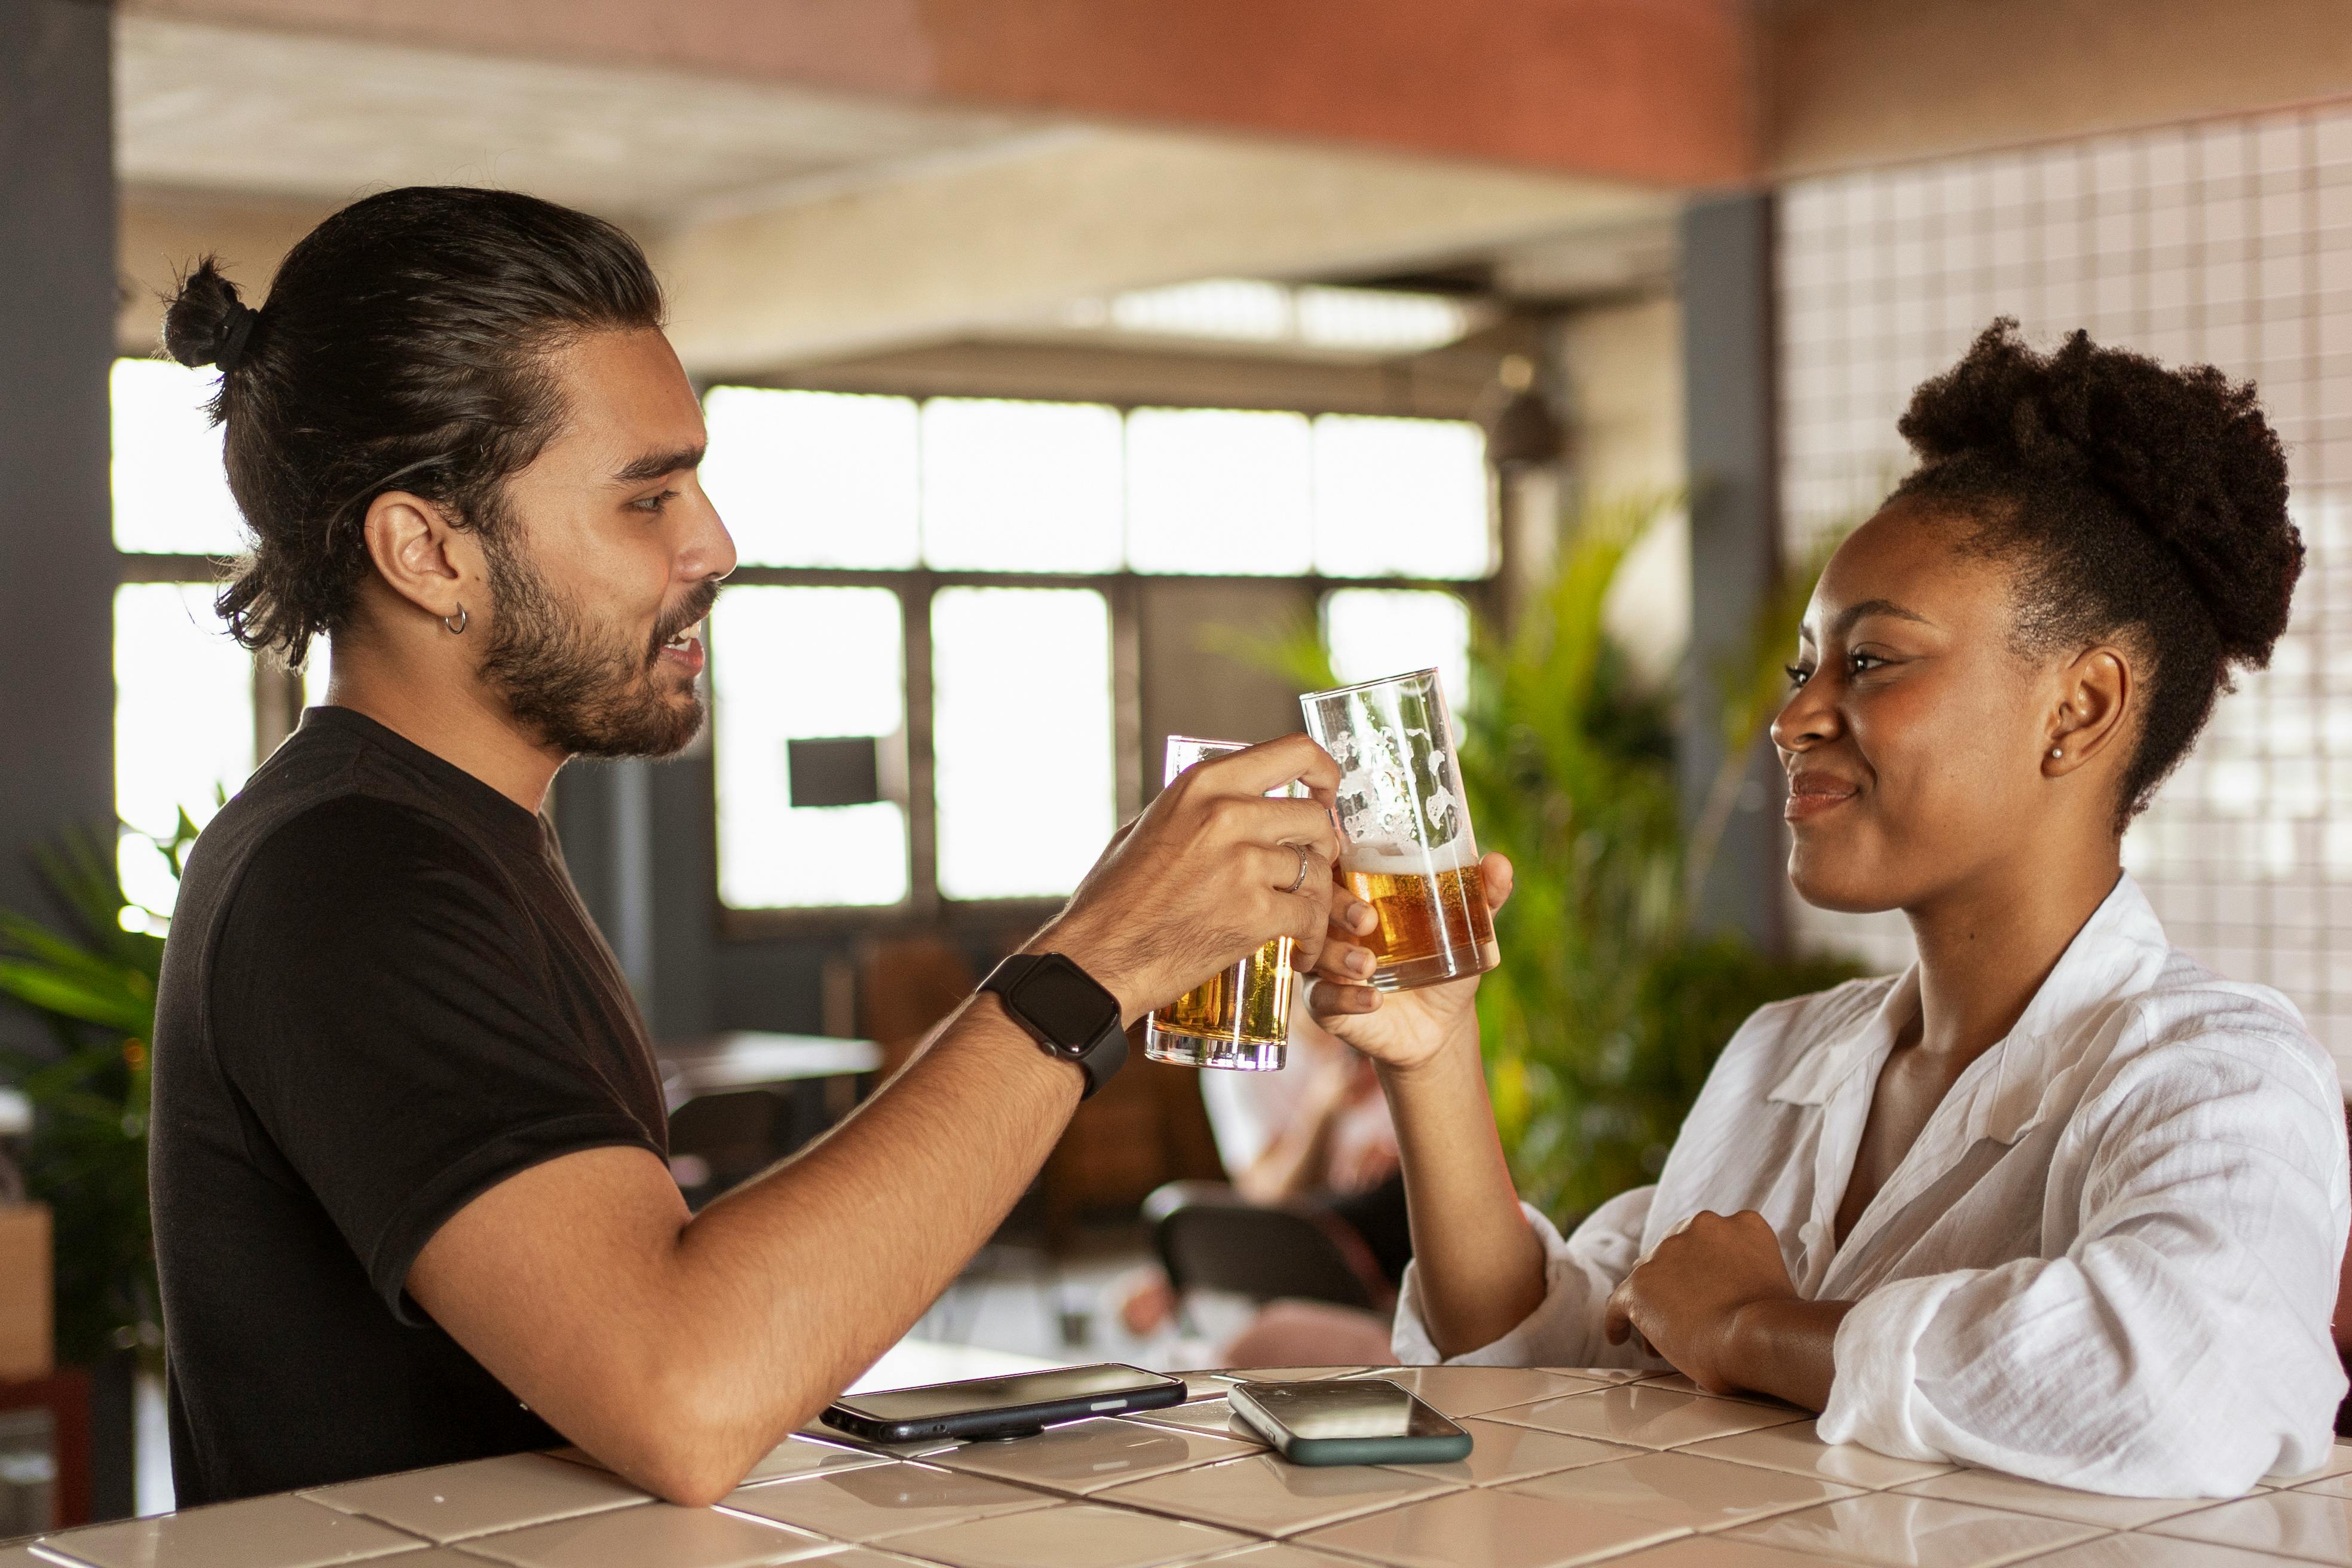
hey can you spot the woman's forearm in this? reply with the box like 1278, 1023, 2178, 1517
1379, 1026, 1547, 1357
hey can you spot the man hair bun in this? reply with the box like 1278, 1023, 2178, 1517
1898, 318, 2301, 667
160, 256, 260, 373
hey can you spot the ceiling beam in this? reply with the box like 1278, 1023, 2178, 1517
650, 127, 1668, 375
1766, 0, 2352, 178
120, 0, 1757, 187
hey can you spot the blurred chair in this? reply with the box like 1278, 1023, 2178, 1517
667, 1088, 783, 1209
1143, 1180, 1385, 1322
858, 936, 979, 1080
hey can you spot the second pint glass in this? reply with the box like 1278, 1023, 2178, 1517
1301, 667, 1499, 991
1141, 736, 1298, 1072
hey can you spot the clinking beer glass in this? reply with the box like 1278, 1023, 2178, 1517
1141, 736, 1301, 1072
1300, 668, 1499, 990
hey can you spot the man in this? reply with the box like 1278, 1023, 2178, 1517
149, 186, 1354, 1506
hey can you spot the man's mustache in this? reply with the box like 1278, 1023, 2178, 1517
648, 581, 723, 659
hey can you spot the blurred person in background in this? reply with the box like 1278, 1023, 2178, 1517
1119, 1006, 1406, 1365
1312, 320, 2349, 1497
146, 185, 1345, 1509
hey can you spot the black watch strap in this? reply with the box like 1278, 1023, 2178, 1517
979, 953, 1128, 1100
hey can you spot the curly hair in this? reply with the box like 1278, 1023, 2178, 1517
159, 187, 664, 668
1889, 318, 2303, 828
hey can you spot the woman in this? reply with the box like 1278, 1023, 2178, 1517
1310, 321, 2348, 1497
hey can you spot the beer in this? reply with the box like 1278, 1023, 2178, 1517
1142, 734, 1300, 1071
1146, 935, 1296, 1071
1341, 853, 1497, 991
1302, 667, 1502, 993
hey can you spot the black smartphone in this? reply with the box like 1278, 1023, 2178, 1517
820, 1362, 1187, 1444
1227, 1378, 1474, 1466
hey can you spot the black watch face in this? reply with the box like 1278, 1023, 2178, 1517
1011, 957, 1120, 1053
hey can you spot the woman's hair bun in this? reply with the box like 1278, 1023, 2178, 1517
1898, 318, 2301, 667
160, 256, 258, 372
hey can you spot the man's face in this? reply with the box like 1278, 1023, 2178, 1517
477, 329, 736, 758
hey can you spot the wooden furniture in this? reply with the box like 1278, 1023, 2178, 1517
0, 1368, 90, 1533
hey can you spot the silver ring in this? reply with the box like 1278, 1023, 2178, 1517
1282, 842, 1312, 895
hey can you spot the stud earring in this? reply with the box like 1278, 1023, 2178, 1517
2049, 747, 2063, 760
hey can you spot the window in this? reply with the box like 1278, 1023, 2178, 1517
1124, 408, 1313, 575
1322, 588, 1473, 712
689, 386, 1501, 915
919, 399, 1125, 572
111, 359, 243, 556
931, 587, 1116, 901
710, 586, 908, 909
699, 387, 920, 569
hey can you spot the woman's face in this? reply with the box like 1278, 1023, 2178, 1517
1771, 501, 2072, 914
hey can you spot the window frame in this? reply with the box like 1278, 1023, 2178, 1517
712, 561, 1495, 939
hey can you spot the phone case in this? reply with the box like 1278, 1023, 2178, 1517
1228, 1385, 1475, 1467
821, 1367, 1186, 1444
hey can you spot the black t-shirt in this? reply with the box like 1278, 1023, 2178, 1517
150, 707, 667, 1506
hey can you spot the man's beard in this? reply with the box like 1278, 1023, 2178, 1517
477, 541, 718, 760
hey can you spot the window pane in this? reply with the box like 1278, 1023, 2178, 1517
112, 359, 244, 555
1312, 415, 1493, 580
700, 387, 920, 568
933, 587, 1115, 900
115, 584, 255, 914
711, 586, 909, 909
921, 399, 1123, 572
1322, 588, 1472, 712
1125, 407, 1313, 574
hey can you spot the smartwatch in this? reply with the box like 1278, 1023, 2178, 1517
979, 953, 1128, 1099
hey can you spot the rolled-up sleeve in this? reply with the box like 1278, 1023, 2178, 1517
1392, 1187, 1664, 1368
1821, 1013, 2350, 1497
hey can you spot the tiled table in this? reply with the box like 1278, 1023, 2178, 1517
11, 1367, 2350, 1568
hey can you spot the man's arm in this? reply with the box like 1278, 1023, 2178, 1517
408, 734, 1344, 1505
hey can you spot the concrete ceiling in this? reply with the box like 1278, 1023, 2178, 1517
118, 15, 1049, 222
114, 13, 1674, 375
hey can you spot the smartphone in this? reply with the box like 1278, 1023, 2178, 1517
821, 1362, 1187, 1444
1227, 1378, 1474, 1466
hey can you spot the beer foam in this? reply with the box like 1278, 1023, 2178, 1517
1343, 831, 1481, 875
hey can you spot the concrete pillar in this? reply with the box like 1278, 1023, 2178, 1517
0, 1, 117, 977
1678, 192, 1786, 951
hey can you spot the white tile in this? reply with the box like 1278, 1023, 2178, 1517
1682, 1423, 1955, 1490
2016, 1535, 2305, 1568
735, 1439, 896, 1486
461, 1502, 833, 1567
38, 1493, 424, 1568
718, 1462, 1052, 1544
1125, 1402, 1265, 1446
1590, 1539, 1864, 1568
1345, 1368, 1607, 1419
1721, 1492, 2102, 1567
877, 1500, 1250, 1568
1196, 1546, 1384, 1568
1213, 1368, 1370, 1385
1508, 1451, 1860, 1533
1098, 1451, 1457, 1538
1382, 1419, 1639, 1487
930, 1417, 1255, 1495
2146, 1487, 2352, 1563
1489, 1386, 1806, 1451
1894, 1468, 2227, 1530
302, 1453, 648, 1541
1296, 1484, 1684, 1567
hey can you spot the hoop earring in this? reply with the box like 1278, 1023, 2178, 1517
442, 606, 468, 636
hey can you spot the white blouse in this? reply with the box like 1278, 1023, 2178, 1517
1392, 875, 2351, 1496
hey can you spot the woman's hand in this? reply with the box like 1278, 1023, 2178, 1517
1601, 1209, 1850, 1408
1307, 852, 1512, 1074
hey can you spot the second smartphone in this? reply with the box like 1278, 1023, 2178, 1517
1227, 1378, 1473, 1466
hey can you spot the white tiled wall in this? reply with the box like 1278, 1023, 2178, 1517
1777, 108, 2352, 1082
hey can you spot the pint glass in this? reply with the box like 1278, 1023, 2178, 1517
1300, 668, 1499, 991
1141, 736, 1298, 1072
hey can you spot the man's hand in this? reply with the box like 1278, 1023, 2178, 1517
1307, 852, 1512, 1075
1603, 1210, 1803, 1397
1043, 734, 1341, 1023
